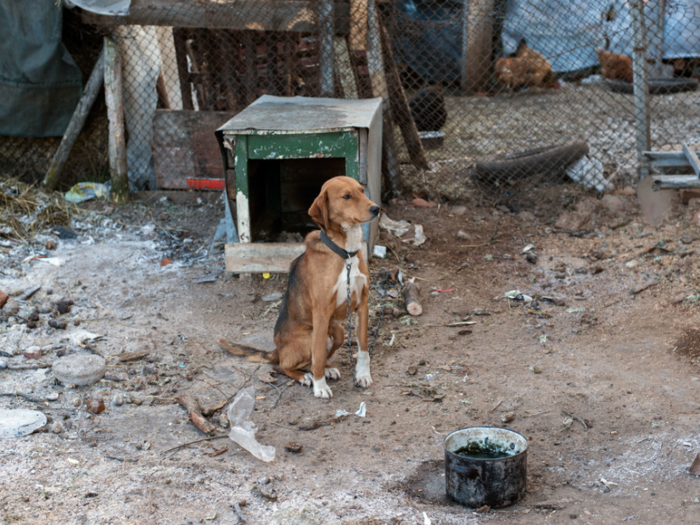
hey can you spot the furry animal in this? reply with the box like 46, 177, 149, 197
220, 176, 380, 399
595, 48, 633, 83
495, 40, 558, 90
409, 85, 447, 132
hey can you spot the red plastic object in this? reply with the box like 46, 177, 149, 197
186, 178, 226, 191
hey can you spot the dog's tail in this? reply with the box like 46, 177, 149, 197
219, 339, 278, 364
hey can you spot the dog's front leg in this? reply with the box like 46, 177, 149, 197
354, 288, 373, 388
308, 311, 333, 398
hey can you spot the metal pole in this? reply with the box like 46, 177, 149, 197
319, 0, 334, 97
630, 0, 650, 180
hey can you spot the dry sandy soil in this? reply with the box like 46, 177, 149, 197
1, 184, 700, 525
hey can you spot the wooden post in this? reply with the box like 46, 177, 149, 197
367, 0, 402, 196
103, 36, 129, 204
651, 0, 666, 78
630, 0, 650, 180
379, 22, 430, 171
349, 0, 368, 52
244, 32, 257, 105
173, 29, 194, 110
461, 0, 496, 95
319, 0, 334, 97
43, 53, 104, 191
334, 36, 358, 99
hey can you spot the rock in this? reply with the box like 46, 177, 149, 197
23, 347, 42, 359
262, 292, 283, 302
46, 393, 59, 401
518, 211, 536, 222
0, 290, 8, 309
51, 421, 63, 433
500, 412, 515, 423
601, 195, 625, 216
19, 286, 41, 301
456, 230, 472, 240
285, 443, 303, 453
72, 397, 82, 407
86, 399, 105, 414
0, 409, 47, 438
3, 299, 19, 316
46, 240, 57, 250
112, 393, 124, 406
54, 300, 73, 315
411, 198, 435, 208
53, 354, 106, 386
218, 413, 229, 428
37, 302, 54, 315
637, 176, 678, 227
451, 206, 467, 216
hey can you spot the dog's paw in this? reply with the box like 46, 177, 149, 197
313, 376, 333, 399
325, 367, 341, 380
299, 373, 313, 387
355, 373, 373, 388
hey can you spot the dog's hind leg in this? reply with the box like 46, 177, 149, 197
323, 322, 344, 380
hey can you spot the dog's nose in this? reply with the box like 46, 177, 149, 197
369, 205, 380, 216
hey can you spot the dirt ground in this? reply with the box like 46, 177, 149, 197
2, 184, 700, 525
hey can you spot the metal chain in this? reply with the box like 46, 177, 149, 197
345, 261, 354, 380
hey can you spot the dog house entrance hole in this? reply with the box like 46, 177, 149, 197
246, 157, 346, 242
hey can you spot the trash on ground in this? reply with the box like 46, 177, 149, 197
0, 409, 47, 438
566, 155, 610, 193
335, 401, 367, 419
505, 290, 533, 302
52, 353, 107, 386
261, 292, 283, 302
69, 330, 103, 346
379, 213, 411, 237
176, 394, 216, 434
64, 182, 111, 203
410, 224, 427, 246
522, 244, 535, 253
227, 386, 275, 462
373, 245, 387, 258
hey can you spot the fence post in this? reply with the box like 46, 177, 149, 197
462, 0, 496, 95
630, 0, 650, 180
104, 35, 130, 204
319, 0, 334, 97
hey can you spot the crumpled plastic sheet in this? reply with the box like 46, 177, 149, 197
64, 182, 111, 203
379, 213, 411, 237
227, 386, 275, 462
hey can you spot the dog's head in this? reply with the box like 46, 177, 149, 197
308, 176, 379, 232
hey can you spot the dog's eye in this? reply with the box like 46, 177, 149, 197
342, 194, 351, 200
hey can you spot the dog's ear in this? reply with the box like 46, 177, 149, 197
308, 190, 330, 231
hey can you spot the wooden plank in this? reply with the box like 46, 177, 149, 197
44, 52, 104, 191
682, 143, 700, 177
349, 0, 368, 51
319, 0, 334, 97
235, 135, 251, 243
82, 0, 316, 32
378, 21, 430, 171
153, 110, 236, 189
334, 37, 358, 99
461, 0, 496, 95
225, 242, 305, 273
103, 36, 129, 204
173, 29, 194, 110
643, 149, 700, 168
246, 131, 358, 160
652, 174, 700, 189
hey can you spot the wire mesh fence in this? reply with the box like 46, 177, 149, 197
0, 0, 698, 200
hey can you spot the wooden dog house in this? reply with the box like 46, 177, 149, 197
215, 95, 383, 273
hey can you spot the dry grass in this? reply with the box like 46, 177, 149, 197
0, 179, 76, 241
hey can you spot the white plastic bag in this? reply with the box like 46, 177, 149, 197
227, 386, 275, 462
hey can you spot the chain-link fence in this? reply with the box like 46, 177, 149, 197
1, 0, 699, 199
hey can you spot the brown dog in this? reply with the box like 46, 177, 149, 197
221, 176, 379, 398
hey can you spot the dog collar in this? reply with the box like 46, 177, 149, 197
320, 230, 358, 260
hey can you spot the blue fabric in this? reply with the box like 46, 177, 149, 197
0, 0, 82, 137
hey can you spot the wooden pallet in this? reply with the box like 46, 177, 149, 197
646, 143, 700, 189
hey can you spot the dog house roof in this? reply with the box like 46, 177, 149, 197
217, 95, 383, 135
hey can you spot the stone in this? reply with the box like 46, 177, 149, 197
451, 206, 467, 216
0, 409, 47, 438
411, 198, 435, 208
112, 393, 124, 406
23, 347, 42, 359
37, 302, 54, 315
46, 393, 59, 401
3, 299, 19, 316
51, 421, 63, 433
86, 399, 105, 414
52, 354, 106, 386
456, 230, 472, 240
0, 290, 8, 309
601, 195, 625, 216
262, 292, 283, 302
72, 397, 82, 407
518, 211, 536, 222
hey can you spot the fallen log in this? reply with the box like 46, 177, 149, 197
402, 277, 422, 316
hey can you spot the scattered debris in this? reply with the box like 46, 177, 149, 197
0, 290, 8, 309
505, 290, 533, 302
227, 386, 275, 462
285, 443, 303, 454
52, 354, 107, 386
630, 280, 658, 295
408, 224, 427, 246
118, 351, 150, 362
411, 198, 435, 208
565, 155, 609, 193
336, 402, 367, 419
176, 394, 216, 435
500, 412, 515, 423
261, 292, 283, 302
64, 182, 111, 203
402, 278, 422, 316
689, 454, 700, 476
379, 213, 411, 237
372, 245, 387, 258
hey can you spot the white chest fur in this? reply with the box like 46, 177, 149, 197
333, 225, 367, 307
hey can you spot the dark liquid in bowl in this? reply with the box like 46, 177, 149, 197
453, 443, 511, 460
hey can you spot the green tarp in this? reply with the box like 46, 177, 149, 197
0, 0, 83, 137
